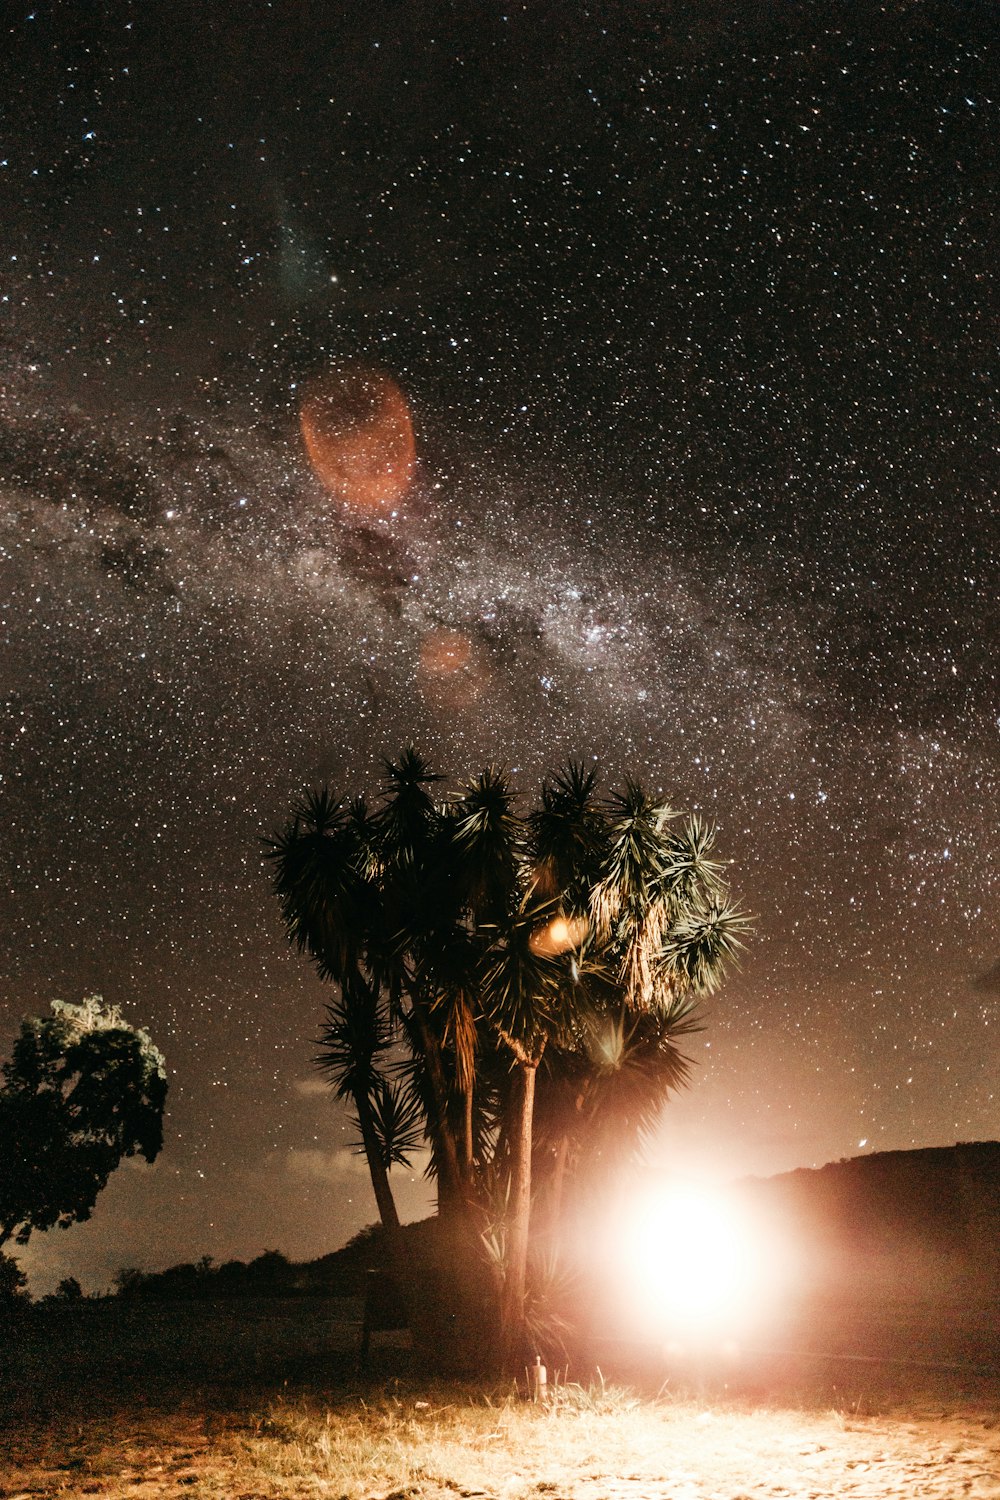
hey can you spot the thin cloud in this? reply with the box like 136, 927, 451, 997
285, 1148, 368, 1184
291, 1077, 329, 1099
971, 960, 1000, 996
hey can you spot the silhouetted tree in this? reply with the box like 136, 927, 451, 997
268, 751, 746, 1364
0, 996, 167, 1249
113, 1265, 149, 1299
0, 1252, 29, 1310
247, 1249, 291, 1290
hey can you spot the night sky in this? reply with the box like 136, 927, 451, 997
1, 1, 996, 1294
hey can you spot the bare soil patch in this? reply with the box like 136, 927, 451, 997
2, 1299, 998, 1499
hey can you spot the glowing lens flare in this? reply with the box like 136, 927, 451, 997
621, 1182, 765, 1334
300, 366, 415, 515
528, 913, 589, 957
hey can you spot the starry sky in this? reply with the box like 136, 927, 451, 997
1, 1, 996, 1294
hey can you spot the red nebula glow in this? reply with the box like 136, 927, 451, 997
417, 628, 487, 710
300, 367, 415, 515
419, 628, 473, 676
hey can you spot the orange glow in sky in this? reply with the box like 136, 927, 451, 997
300, 366, 415, 515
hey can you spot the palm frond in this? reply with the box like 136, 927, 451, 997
313, 986, 394, 1103
661, 814, 727, 902
591, 780, 670, 945
353, 1077, 426, 1168
575, 1009, 700, 1158
375, 745, 443, 869
528, 760, 606, 904
452, 766, 522, 922
524, 1248, 578, 1362
661, 897, 751, 994
435, 984, 480, 1096
265, 787, 375, 984
479, 890, 569, 1056
391, 1042, 440, 1179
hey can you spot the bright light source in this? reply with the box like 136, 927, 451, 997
616, 1180, 775, 1339
528, 913, 588, 957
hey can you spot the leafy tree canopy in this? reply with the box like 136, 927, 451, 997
0, 1251, 29, 1307
0, 995, 167, 1249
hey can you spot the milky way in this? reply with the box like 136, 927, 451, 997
1, 2, 996, 1291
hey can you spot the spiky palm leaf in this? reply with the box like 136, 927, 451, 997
452, 766, 521, 925
660, 815, 727, 904
661, 896, 750, 995
314, 988, 394, 1104
590, 782, 681, 1010
528, 761, 606, 910
390, 1017, 502, 1184
480, 888, 570, 1059
352, 1077, 426, 1169
523, 1247, 578, 1362
265, 787, 375, 985
591, 781, 668, 941
374, 746, 442, 870
434, 980, 480, 1097
578, 1011, 699, 1167
533, 1001, 702, 1208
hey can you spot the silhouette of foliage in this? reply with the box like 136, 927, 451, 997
268, 751, 748, 1364
0, 996, 167, 1249
0, 1252, 29, 1309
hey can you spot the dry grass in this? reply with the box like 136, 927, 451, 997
2, 1300, 999, 1499
4, 1380, 1000, 1500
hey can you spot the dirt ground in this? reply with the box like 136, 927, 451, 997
1, 1298, 998, 1499
2, 1393, 999, 1500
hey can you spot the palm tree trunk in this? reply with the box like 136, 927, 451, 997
462, 1081, 474, 1180
400, 997, 498, 1369
353, 1087, 422, 1352
500, 1055, 538, 1368
407, 995, 466, 1211
353, 1089, 400, 1234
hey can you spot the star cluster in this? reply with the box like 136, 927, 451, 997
0, 1, 996, 1291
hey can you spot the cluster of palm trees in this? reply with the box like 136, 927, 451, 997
267, 748, 746, 1366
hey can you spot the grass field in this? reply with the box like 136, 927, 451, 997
2, 1296, 999, 1499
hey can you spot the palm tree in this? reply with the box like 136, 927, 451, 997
267, 751, 748, 1368
529, 776, 748, 1238
371, 749, 470, 1214
314, 986, 423, 1235
266, 789, 407, 1242
268, 757, 464, 1222
479, 881, 571, 1362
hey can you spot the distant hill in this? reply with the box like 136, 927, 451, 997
114, 1142, 1000, 1304
741, 1140, 1000, 1295
113, 1218, 432, 1301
